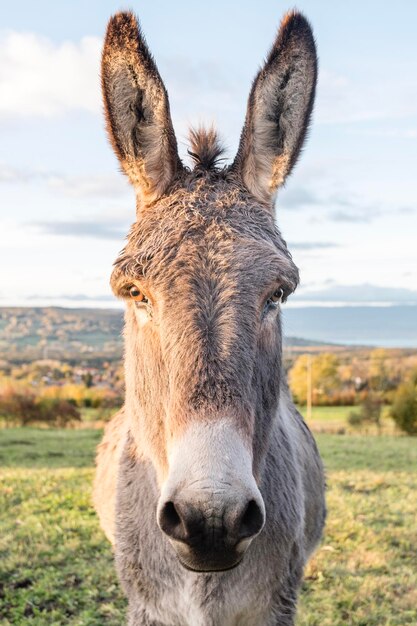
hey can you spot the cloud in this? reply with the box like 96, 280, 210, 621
277, 186, 385, 224
289, 242, 340, 251
328, 205, 416, 223
31, 220, 126, 240
397, 206, 416, 216
327, 210, 373, 223
281, 185, 417, 224
47, 174, 131, 198
316, 69, 417, 126
0, 161, 131, 199
0, 31, 101, 118
0, 162, 57, 182
278, 186, 320, 210
0, 163, 32, 182
278, 185, 385, 223
27, 293, 115, 302
0, 30, 240, 123
295, 283, 417, 305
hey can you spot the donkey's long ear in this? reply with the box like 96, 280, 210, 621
232, 12, 317, 207
102, 12, 182, 205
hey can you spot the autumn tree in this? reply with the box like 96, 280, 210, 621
368, 348, 392, 393
390, 369, 417, 435
289, 352, 341, 406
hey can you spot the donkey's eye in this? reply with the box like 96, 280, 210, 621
263, 287, 284, 317
268, 288, 284, 305
129, 285, 148, 303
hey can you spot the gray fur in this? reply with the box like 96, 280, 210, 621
94, 9, 326, 626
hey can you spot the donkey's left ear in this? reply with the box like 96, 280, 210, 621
232, 12, 317, 207
102, 12, 182, 206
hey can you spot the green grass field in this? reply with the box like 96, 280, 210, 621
1, 428, 416, 625
297, 405, 397, 435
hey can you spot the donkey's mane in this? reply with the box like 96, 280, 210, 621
187, 127, 226, 171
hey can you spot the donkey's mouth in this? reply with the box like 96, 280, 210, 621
176, 552, 243, 573
171, 539, 248, 573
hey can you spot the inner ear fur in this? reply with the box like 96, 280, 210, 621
102, 12, 182, 205
232, 11, 317, 207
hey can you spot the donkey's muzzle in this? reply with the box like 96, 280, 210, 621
157, 494, 265, 572
157, 420, 265, 571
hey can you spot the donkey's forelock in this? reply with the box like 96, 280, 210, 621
187, 127, 226, 172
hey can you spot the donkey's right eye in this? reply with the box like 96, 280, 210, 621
129, 285, 148, 303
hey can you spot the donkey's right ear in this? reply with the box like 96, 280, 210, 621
102, 12, 182, 205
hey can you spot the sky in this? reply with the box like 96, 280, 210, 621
1, 0, 417, 309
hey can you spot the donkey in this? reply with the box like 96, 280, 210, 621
94, 10, 326, 626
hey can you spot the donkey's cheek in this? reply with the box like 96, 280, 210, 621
259, 312, 281, 348
133, 304, 151, 328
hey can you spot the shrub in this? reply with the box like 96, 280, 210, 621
0, 388, 81, 427
36, 397, 81, 428
390, 382, 417, 435
347, 410, 363, 429
0, 387, 39, 426
346, 392, 384, 433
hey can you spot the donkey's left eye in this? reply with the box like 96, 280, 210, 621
129, 285, 148, 303
269, 288, 284, 304
264, 287, 284, 316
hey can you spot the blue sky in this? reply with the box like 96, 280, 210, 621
1, 0, 417, 308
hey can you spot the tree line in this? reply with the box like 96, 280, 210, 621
288, 349, 417, 435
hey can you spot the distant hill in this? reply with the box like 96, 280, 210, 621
0, 307, 124, 363
0, 306, 333, 363
1, 305, 416, 363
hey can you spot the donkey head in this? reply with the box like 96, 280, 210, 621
103, 11, 317, 572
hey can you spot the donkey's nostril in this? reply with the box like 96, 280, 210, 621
238, 499, 265, 540
158, 494, 265, 550
158, 500, 182, 538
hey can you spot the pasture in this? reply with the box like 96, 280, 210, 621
0, 428, 416, 626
